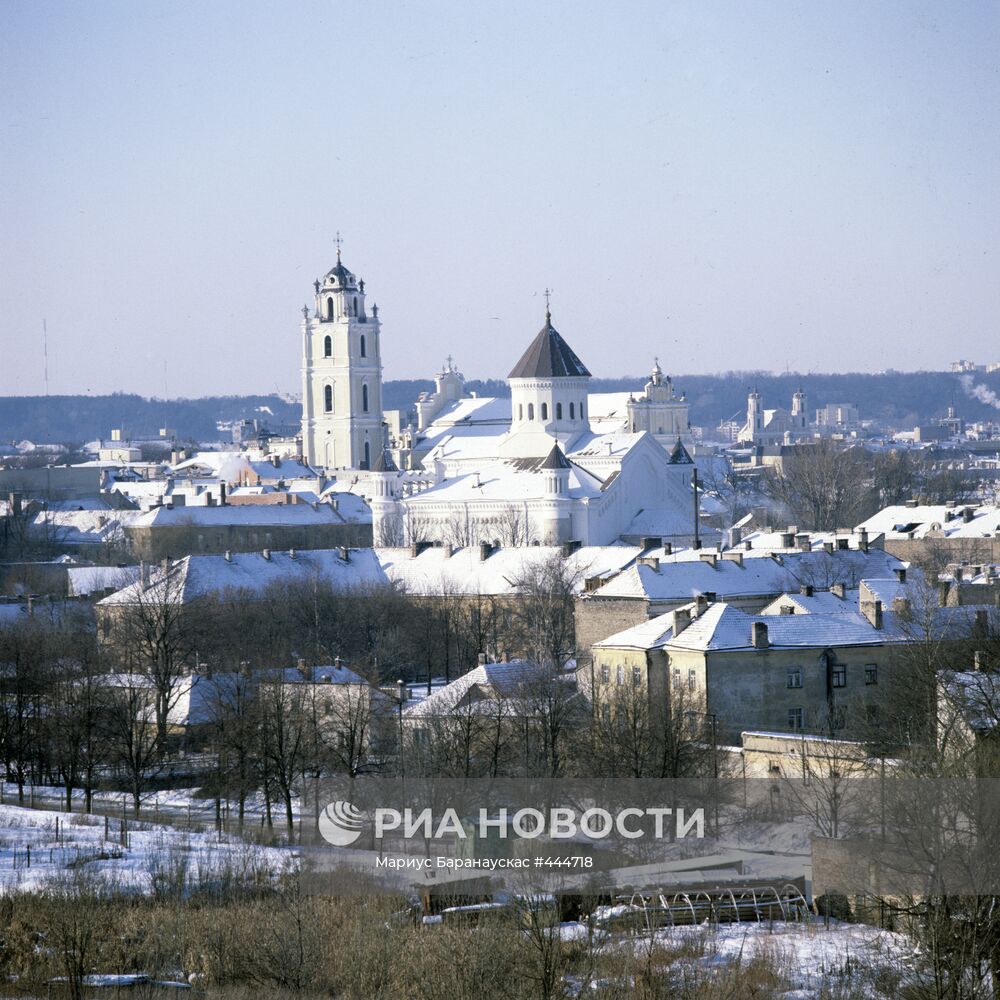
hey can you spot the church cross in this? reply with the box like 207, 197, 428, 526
334, 231, 343, 259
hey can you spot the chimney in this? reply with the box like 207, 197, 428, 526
800, 585, 814, 597
743, 539, 754, 551
975, 609, 989, 635
894, 567, 907, 583
938, 581, 952, 606
289, 548, 296, 560
638, 556, 660, 572
699, 552, 718, 568
892, 596, 911, 615
662, 542, 672, 556
780, 604, 795, 615
722, 551, 744, 566
442, 543, 453, 558
865, 599, 883, 630
334, 655, 342, 668
905, 499, 918, 508
409, 543, 419, 558
224, 550, 232, 562
823, 541, 834, 555
140, 561, 150, 588
858, 528, 869, 553
974, 650, 988, 671
297, 657, 306, 672
9, 492, 21, 517
672, 608, 691, 636
339, 546, 350, 562
397, 679, 407, 705
837, 538, 849, 550
271, 454, 281, 468
479, 541, 491, 561
26, 595, 35, 616
641, 536, 662, 550
219, 482, 226, 505
262, 549, 271, 561
831, 583, 846, 599
477, 652, 487, 666
796, 533, 811, 553
330, 497, 339, 511
752, 621, 769, 649
695, 593, 708, 616
729, 525, 743, 548
780, 532, 795, 548
704, 591, 717, 603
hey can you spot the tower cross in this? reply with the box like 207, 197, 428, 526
334, 231, 343, 260
543, 287, 552, 318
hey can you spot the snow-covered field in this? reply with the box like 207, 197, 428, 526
0, 802, 296, 894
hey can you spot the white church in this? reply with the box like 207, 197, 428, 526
300, 251, 704, 549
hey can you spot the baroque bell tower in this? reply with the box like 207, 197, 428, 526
300, 239, 384, 470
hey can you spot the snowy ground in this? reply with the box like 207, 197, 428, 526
0, 802, 296, 895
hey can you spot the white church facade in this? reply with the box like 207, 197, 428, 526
298, 253, 704, 549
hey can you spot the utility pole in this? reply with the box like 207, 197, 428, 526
692, 466, 701, 549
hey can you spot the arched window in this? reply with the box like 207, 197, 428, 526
324, 384, 333, 412
527, 403, 534, 420
556, 402, 563, 420
353, 296, 358, 317
518, 404, 523, 420
569, 402, 575, 419
360, 334, 366, 358
326, 298, 334, 321
580, 401, 586, 420
362, 384, 369, 412
323, 335, 332, 358
364, 442, 371, 469
541, 402, 548, 420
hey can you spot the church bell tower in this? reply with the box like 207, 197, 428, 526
300, 240, 384, 470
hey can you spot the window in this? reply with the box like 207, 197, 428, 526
600, 665, 609, 684
362, 384, 369, 412
788, 708, 803, 730
787, 668, 803, 689
601, 703, 611, 723
832, 664, 847, 688
360, 334, 366, 357
326, 298, 334, 320
768, 761, 781, 775
616, 665, 624, 685
632, 665, 641, 686
353, 296, 358, 317
363, 441, 371, 468
324, 384, 333, 412
580, 401, 586, 419
865, 704, 880, 725
541, 402, 548, 420
830, 706, 846, 729
518, 404, 523, 420
673, 668, 681, 688
687, 668, 696, 691
569, 402, 575, 419
528, 403, 534, 420
323, 335, 332, 358
556, 402, 563, 419
865, 664, 878, 685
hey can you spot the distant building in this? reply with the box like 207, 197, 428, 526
814, 403, 860, 431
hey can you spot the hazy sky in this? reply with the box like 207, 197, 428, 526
1, 1, 998, 397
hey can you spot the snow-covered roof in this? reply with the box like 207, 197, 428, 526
96, 548, 388, 605
378, 544, 638, 596
30, 509, 141, 545
593, 615, 676, 650
759, 589, 861, 616
128, 500, 368, 527
666, 604, 902, 652
404, 660, 547, 718
67, 565, 140, 596
400, 457, 604, 504
588, 547, 907, 603
939, 670, 1000, 734
856, 504, 1000, 539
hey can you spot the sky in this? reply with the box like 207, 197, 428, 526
1, 1, 998, 397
